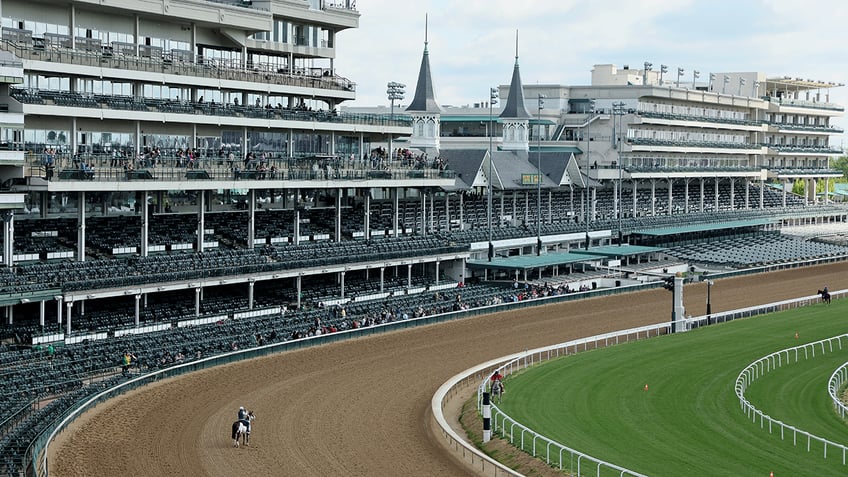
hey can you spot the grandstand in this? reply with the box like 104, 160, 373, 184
0, 1, 846, 475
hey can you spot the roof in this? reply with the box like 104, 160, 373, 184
492, 150, 558, 189
406, 42, 442, 113
632, 218, 775, 236
499, 58, 532, 119
439, 149, 487, 189
439, 115, 554, 125
466, 245, 663, 271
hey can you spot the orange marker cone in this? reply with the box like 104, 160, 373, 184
644, 383, 649, 391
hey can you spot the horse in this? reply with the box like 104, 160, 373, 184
490, 379, 504, 404
818, 289, 832, 305
231, 411, 255, 447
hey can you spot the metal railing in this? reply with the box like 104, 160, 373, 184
829, 361, 848, 419
735, 292, 848, 466
467, 289, 843, 475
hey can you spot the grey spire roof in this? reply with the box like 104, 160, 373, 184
499, 35, 532, 120
406, 24, 441, 113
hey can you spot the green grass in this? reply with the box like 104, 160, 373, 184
496, 300, 848, 476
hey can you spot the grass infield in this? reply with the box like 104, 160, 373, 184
496, 299, 848, 476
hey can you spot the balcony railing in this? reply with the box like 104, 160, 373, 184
765, 144, 843, 154
764, 96, 845, 112
628, 137, 760, 150
768, 122, 844, 134
639, 110, 763, 127
11, 88, 410, 127
27, 152, 454, 184
0, 39, 356, 93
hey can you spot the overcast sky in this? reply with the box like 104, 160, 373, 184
334, 0, 847, 148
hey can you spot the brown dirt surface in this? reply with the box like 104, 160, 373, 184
49, 262, 848, 476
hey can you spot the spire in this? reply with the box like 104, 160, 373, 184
499, 30, 531, 119
406, 14, 441, 113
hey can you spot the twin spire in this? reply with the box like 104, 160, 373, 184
406, 14, 441, 113
499, 30, 532, 120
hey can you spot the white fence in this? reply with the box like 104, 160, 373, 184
829, 362, 848, 418
461, 289, 843, 476
736, 333, 848, 464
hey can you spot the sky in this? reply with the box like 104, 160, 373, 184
334, 0, 848, 149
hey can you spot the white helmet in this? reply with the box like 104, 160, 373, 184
239, 406, 245, 411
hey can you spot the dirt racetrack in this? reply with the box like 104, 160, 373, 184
49, 263, 847, 476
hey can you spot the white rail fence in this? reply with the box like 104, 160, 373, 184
829, 362, 848, 418
454, 289, 843, 476
736, 333, 848, 464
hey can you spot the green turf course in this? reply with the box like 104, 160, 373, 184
496, 300, 848, 476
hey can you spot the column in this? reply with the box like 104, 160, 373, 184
1, 211, 12, 267
247, 189, 256, 249
499, 194, 504, 226
591, 188, 597, 221
5, 305, 12, 325
460, 192, 465, 228
197, 190, 206, 252
407, 263, 412, 288
729, 178, 735, 210
429, 190, 435, 234
420, 191, 427, 236
548, 190, 552, 225
335, 188, 342, 243
444, 194, 450, 232
824, 178, 830, 204
650, 180, 656, 216
684, 180, 689, 214
65, 301, 73, 335
296, 275, 302, 309
667, 179, 673, 215
699, 179, 704, 213
392, 188, 400, 238
195, 287, 201, 317
744, 180, 750, 209
714, 178, 719, 211
759, 179, 765, 209
294, 188, 301, 245
55, 295, 63, 329
524, 191, 529, 224
140, 190, 149, 257
77, 191, 86, 261
340, 271, 346, 298
632, 180, 638, 217
613, 179, 618, 220
379, 267, 385, 293
135, 294, 141, 326
364, 190, 371, 240
248, 280, 255, 309
435, 260, 440, 285
39, 300, 45, 328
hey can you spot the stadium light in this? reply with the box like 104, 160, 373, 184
676, 67, 684, 88
536, 94, 545, 256
386, 81, 405, 162
692, 70, 700, 89
659, 64, 668, 85
488, 87, 498, 262
642, 62, 652, 85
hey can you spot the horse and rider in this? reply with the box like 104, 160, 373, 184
232, 406, 256, 447
819, 286, 831, 304
490, 370, 505, 403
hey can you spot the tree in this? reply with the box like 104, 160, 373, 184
832, 155, 848, 179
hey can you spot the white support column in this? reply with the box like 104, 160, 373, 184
650, 180, 656, 216
407, 264, 412, 288
379, 267, 385, 293
140, 190, 149, 257
730, 178, 735, 210
392, 188, 400, 238
429, 190, 435, 234
296, 275, 302, 309
435, 260, 440, 285
6, 305, 12, 325
714, 178, 719, 211
759, 179, 764, 208
364, 191, 371, 240
39, 300, 45, 328
684, 180, 690, 213
77, 191, 86, 261
248, 280, 255, 310
335, 188, 342, 243
2, 211, 12, 267
548, 190, 552, 225
248, 189, 256, 249
55, 296, 63, 328
195, 287, 201, 317
197, 191, 206, 252
667, 179, 673, 215
135, 294, 141, 326
744, 180, 750, 209
65, 301, 73, 336
591, 188, 597, 221
782, 179, 787, 207
699, 179, 704, 213
340, 271, 346, 298
444, 194, 450, 232
420, 191, 427, 236
632, 180, 638, 217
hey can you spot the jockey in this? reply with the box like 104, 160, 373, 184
490, 370, 504, 393
238, 406, 251, 434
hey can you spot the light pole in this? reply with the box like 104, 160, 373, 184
642, 62, 653, 86
692, 70, 700, 89
659, 64, 668, 85
386, 81, 405, 162
738, 77, 746, 96
676, 67, 684, 88
612, 101, 626, 245
709, 73, 716, 91
722, 75, 730, 94
584, 99, 595, 250
706, 280, 714, 324
536, 94, 545, 256
487, 87, 498, 262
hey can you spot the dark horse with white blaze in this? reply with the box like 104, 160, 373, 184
819, 289, 832, 304
231, 410, 255, 447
